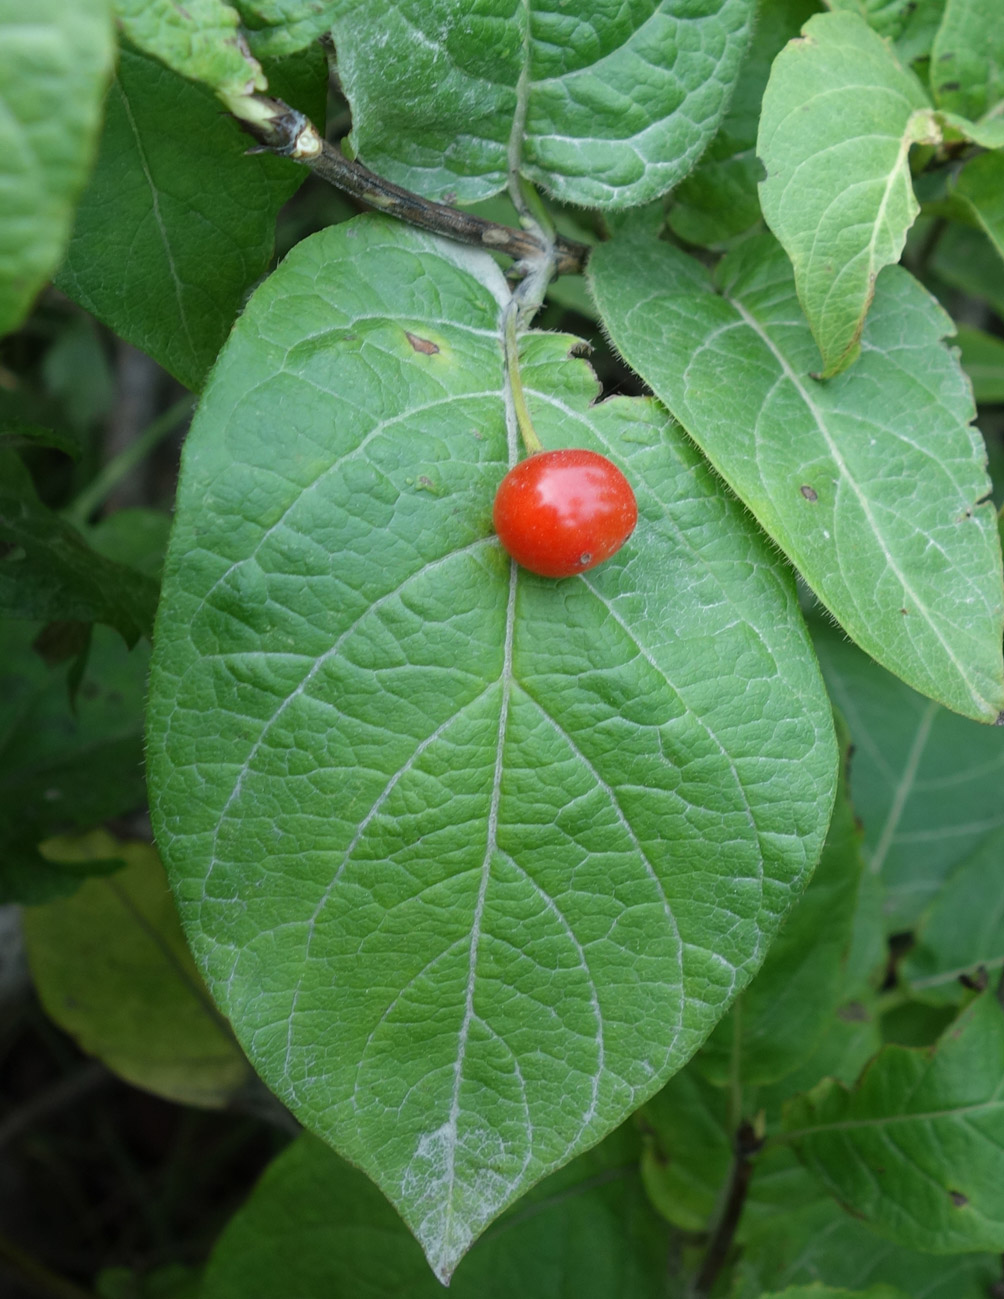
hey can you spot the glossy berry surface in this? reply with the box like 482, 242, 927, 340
492, 448, 638, 578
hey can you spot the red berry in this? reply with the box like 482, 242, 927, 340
492, 448, 638, 578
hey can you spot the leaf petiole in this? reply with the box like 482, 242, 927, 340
503, 298, 543, 457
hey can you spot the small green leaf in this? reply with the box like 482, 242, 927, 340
930, 0, 1004, 121
639, 1067, 731, 1231
951, 151, 1004, 267
0, 0, 115, 338
56, 43, 323, 392
901, 827, 1004, 1003
734, 1158, 1001, 1298
785, 991, 1004, 1254
0, 621, 148, 905
589, 231, 1004, 724
954, 325, 1004, 405
0, 422, 81, 460
22, 832, 250, 1107
112, 0, 265, 100
699, 716, 865, 1085
757, 11, 937, 377
826, 0, 931, 42
329, 0, 756, 207
147, 216, 837, 1279
200, 1127, 673, 1298
892, 0, 948, 63
811, 617, 1004, 930
930, 222, 1004, 321
0, 451, 159, 643
230, 0, 339, 58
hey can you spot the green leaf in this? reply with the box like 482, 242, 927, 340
201, 1126, 674, 1298
589, 231, 1004, 724
753, 1000, 884, 1115
0, 621, 148, 905
929, 0, 1004, 121
639, 1067, 732, 1231
757, 11, 937, 377
55, 44, 323, 392
826, 0, 931, 42
733, 1158, 1002, 1298
230, 0, 339, 58
0, 0, 115, 338
951, 151, 1004, 267
668, 0, 818, 249
111, 0, 266, 101
0, 421, 81, 460
821, 0, 948, 68
699, 716, 865, 1085
784, 991, 1004, 1254
0, 451, 159, 643
22, 832, 250, 1107
97, 1264, 201, 1299
88, 508, 173, 579
900, 826, 1004, 1003
928, 221, 1004, 321
147, 215, 837, 1280
329, 0, 756, 207
811, 615, 1004, 930
955, 325, 1004, 404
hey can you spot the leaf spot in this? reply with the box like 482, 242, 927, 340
405, 331, 440, 355
800, 484, 818, 502
949, 1189, 969, 1207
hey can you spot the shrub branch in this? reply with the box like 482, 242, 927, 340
232, 96, 590, 278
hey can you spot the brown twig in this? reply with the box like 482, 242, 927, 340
693, 1120, 764, 1297
233, 96, 591, 277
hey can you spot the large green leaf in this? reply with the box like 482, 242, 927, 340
328, 0, 756, 207
929, 0, 1004, 121
147, 216, 837, 1279
589, 232, 1004, 723
784, 991, 1004, 1254
810, 616, 1004, 930
22, 833, 250, 1107
56, 44, 324, 392
201, 1126, 675, 1298
0, 0, 114, 338
112, 0, 265, 102
698, 717, 864, 1085
757, 11, 937, 377
901, 826, 1004, 1004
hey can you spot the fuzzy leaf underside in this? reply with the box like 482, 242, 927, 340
328, 0, 756, 206
112, 0, 265, 99
147, 216, 836, 1279
589, 231, 1004, 724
